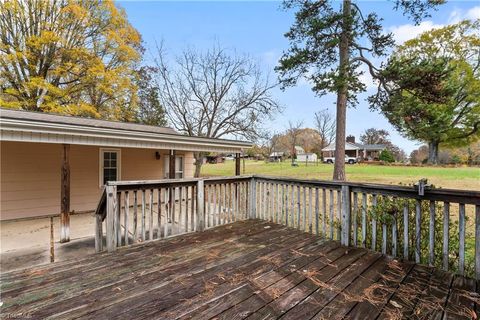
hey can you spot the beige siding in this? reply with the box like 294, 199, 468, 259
1, 142, 61, 220
70, 145, 101, 213
1, 141, 195, 220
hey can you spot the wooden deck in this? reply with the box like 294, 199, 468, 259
1, 220, 479, 320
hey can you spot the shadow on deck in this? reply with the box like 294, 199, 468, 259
1, 220, 479, 319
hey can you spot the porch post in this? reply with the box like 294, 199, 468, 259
168, 150, 176, 225
169, 150, 176, 179
60, 144, 70, 243
235, 153, 241, 176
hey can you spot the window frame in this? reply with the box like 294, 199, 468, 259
99, 148, 121, 187
175, 155, 184, 179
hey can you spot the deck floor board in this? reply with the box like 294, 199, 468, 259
0, 220, 478, 320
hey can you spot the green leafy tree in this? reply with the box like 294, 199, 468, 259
136, 66, 167, 127
276, 0, 442, 180
371, 20, 480, 164
0, 0, 142, 120
379, 149, 395, 162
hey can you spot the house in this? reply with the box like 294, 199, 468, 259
204, 155, 225, 164
268, 151, 284, 162
292, 145, 318, 162
321, 136, 386, 160
294, 146, 304, 155
0, 109, 251, 242
296, 152, 318, 162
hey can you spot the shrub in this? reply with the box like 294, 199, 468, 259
379, 150, 395, 163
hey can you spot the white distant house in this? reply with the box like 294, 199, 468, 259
297, 152, 318, 162
294, 146, 318, 162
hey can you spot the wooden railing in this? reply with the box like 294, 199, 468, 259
252, 175, 480, 280
95, 175, 480, 279
95, 176, 251, 253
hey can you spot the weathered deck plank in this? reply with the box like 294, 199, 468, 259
0, 220, 478, 320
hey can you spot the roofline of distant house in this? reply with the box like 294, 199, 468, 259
0, 109, 252, 152
321, 141, 387, 152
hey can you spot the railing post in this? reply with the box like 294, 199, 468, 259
249, 178, 256, 219
341, 185, 351, 247
95, 213, 103, 252
475, 205, 480, 280
196, 179, 205, 231
106, 185, 117, 253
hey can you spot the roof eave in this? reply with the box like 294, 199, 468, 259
0, 118, 252, 152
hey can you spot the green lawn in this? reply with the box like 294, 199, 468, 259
201, 160, 480, 190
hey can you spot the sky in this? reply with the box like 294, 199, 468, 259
118, 0, 480, 153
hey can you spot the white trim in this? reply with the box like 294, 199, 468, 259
99, 148, 122, 188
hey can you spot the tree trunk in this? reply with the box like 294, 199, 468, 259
427, 141, 439, 165
193, 152, 204, 177
333, 0, 351, 181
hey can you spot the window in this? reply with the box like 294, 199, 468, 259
164, 155, 184, 179
175, 156, 184, 179
100, 149, 121, 186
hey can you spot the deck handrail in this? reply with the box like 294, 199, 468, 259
95, 176, 251, 253
252, 175, 480, 205
94, 174, 480, 280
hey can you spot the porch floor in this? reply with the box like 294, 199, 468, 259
1, 220, 478, 320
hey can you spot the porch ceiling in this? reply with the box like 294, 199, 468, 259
0, 109, 251, 153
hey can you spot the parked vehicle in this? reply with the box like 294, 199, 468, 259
323, 155, 358, 164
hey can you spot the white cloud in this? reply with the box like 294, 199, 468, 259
466, 6, 480, 20
449, 6, 480, 23
389, 5, 479, 46
389, 21, 443, 45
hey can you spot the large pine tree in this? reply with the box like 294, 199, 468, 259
276, 0, 442, 180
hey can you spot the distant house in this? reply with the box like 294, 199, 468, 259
296, 153, 318, 162
321, 136, 386, 160
292, 145, 317, 162
294, 146, 305, 155
269, 151, 284, 162
205, 155, 225, 164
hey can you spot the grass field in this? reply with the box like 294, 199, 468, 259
201, 160, 480, 190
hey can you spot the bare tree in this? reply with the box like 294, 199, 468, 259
286, 120, 304, 165
257, 131, 279, 161
360, 128, 390, 145
153, 44, 281, 176
314, 109, 336, 160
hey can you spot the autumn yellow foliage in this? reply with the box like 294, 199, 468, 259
0, 0, 142, 120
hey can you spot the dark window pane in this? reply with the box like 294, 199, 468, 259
110, 153, 117, 160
